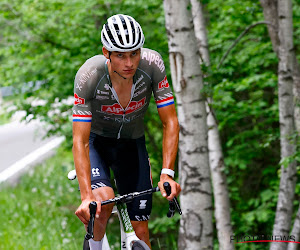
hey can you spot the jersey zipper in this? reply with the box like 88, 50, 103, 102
109, 81, 136, 139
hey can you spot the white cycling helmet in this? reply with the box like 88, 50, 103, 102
101, 14, 145, 52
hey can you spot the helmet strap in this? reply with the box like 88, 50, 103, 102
109, 51, 112, 62
113, 70, 127, 80
108, 51, 127, 80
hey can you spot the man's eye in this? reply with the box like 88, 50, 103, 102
131, 52, 137, 56
117, 54, 123, 57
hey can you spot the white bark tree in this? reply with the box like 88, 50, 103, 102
260, 1, 300, 248
163, 0, 213, 249
260, 0, 300, 135
190, 0, 234, 249
269, 0, 297, 249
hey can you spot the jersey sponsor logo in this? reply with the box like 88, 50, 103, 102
156, 96, 174, 108
96, 95, 109, 100
104, 83, 110, 90
134, 75, 144, 85
74, 93, 85, 105
101, 103, 123, 115
101, 97, 146, 115
135, 81, 146, 91
98, 111, 144, 123
139, 200, 147, 210
158, 76, 169, 89
76, 68, 97, 91
142, 51, 165, 73
133, 87, 147, 98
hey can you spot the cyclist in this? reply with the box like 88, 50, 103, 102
72, 14, 181, 249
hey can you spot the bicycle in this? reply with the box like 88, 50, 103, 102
67, 170, 182, 250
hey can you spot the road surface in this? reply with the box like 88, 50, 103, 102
0, 120, 64, 185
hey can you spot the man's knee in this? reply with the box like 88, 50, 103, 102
92, 186, 115, 222
131, 221, 149, 238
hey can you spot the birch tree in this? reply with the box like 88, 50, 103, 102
190, 0, 233, 249
260, 0, 300, 135
266, 0, 297, 249
163, 0, 213, 249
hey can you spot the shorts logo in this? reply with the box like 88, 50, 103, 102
158, 76, 169, 89
74, 93, 85, 105
101, 97, 146, 115
92, 168, 100, 177
139, 200, 147, 210
135, 215, 150, 221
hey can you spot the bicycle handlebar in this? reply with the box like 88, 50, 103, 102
84, 183, 182, 240
85, 201, 97, 240
101, 186, 160, 206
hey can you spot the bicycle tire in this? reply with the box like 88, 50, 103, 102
83, 237, 90, 250
132, 240, 151, 250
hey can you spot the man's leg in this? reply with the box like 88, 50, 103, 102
131, 221, 151, 248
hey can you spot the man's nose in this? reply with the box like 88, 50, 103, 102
125, 57, 133, 67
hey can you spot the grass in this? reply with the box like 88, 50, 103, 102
0, 111, 11, 125
0, 145, 179, 250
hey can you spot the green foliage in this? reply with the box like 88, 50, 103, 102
207, 0, 300, 246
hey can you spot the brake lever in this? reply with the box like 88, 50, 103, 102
163, 182, 182, 217
85, 201, 97, 240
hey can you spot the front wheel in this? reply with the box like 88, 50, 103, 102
132, 240, 151, 250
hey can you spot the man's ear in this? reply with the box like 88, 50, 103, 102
102, 47, 109, 59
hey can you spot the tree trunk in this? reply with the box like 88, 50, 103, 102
163, 0, 213, 249
270, 0, 297, 249
190, 0, 210, 65
287, 202, 300, 250
259, 0, 279, 56
190, 1, 234, 249
260, 2, 300, 249
260, 0, 300, 135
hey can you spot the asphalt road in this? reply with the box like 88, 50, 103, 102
0, 120, 64, 184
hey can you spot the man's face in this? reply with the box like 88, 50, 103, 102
105, 49, 141, 78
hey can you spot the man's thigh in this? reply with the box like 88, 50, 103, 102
112, 136, 153, 222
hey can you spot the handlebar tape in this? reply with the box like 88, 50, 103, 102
85, 201, 97, 240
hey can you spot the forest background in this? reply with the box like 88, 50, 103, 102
0, 0, 300, 249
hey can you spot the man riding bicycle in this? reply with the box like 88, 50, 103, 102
72, 14, 181, 249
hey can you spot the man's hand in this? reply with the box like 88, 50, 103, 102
75, 198, 101, 225
158, 174, 181, 201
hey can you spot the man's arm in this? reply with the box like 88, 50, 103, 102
157, 103, 181, 200
73, 122, 101, 224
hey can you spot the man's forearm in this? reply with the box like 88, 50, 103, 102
73, 143, 93, 200
162, 120, 179, 172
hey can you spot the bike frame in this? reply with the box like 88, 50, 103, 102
98, 203, 143, 250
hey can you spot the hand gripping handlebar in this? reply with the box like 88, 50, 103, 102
163, 182, 182, 217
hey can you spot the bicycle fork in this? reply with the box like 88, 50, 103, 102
116, 203, 140, 249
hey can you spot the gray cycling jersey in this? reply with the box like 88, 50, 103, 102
72, 48, 174, 139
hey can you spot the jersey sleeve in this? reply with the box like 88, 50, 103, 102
72, 61, 97, 123
150, 51, 175, 109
